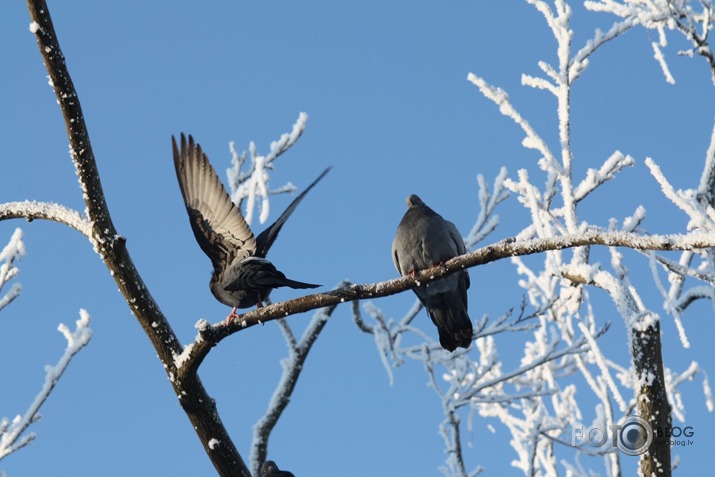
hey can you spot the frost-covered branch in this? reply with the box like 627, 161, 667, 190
179, 229, 715, 376
585, 0, 715, 84
10, 2, 715, 476
665, 361, 713, 422
561, 244, 673, 474
227, 113, 308, 225
425, 3, 715, 474
1, 233, 94, 467
573, 151, 635, 202
467, 73, 562, 174
641, 120, 715, 350
645, 157, 715, 230
0, 202, 91, 239
249, 285, 343, 477
358, 289, 597, 476
0, 310, 92, 461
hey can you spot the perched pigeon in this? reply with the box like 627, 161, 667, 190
172, 133, 327, 318
392, 194, 473, 351
261, 460, 295, 477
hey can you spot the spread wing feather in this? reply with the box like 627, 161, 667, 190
255, 166, 332, 257
173, 134, 256, 273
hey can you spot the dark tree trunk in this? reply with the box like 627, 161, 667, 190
632, 318, 671, 477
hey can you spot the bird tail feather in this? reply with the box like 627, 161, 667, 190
429, 306, 473, 352
281, 278, 321, 289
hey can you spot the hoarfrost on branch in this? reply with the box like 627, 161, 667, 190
0, 310, 92, 462
356, 1, 715, 475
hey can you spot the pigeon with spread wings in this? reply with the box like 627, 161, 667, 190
392, 194, 473, 351
172, 133, 326, 319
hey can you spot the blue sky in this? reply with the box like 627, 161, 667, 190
1, 1, 713, 476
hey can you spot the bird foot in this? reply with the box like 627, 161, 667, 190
225, 307, 241, 325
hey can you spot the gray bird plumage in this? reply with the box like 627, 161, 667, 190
392, 194, 473, 351
261, 460, 295, 477
173, 133, 326, 314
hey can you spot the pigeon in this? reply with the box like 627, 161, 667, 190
261, 460, 295, 477
172, 133, 327, 319
392, 194, 473, 351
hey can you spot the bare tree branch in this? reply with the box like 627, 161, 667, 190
23, 1, 250, 475
250, 301, 339, 475
179, 229, 715, 371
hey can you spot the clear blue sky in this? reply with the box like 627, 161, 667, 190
1, 2, 713, 476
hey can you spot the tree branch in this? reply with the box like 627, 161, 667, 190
23, 2, 250, 475
179, 229, 715, 374
13, 3, 715, 476
250, 304, 337, 475
0, 228, 25, 313
0, 201, 92, 238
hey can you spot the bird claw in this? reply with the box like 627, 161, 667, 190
225, 308, 241, 325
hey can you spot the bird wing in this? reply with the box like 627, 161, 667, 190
173, 134, 256, 273
391, 198, 435, 276
446, 219, 470, 290
391, 234, 403, 275
255, 166, 331, 257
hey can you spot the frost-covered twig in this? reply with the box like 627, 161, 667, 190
573, 151, 635, 202
585, 0, 715, 84
570, 15, 637, 80
227, 113, 308, 224
645, 157, 715, 229
467, 73, 562, 175
466, 169, 510, 249
665, 361, 712, 422
0, 229, 25, 313
0, 310, 92, 461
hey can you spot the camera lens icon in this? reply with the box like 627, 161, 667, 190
616, 416, 653, 455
